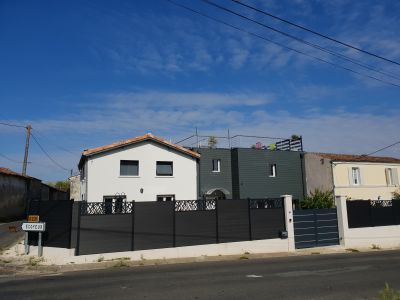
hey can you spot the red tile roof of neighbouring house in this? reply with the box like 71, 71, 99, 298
0, 167, 38, 180
79, 133, 200, 165
311, 152, 400, 164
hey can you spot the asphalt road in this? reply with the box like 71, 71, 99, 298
1, 250, 399, 300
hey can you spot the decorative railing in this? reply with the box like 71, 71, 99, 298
249, 198, 283, 209
81, 201, 133, 215
175, 200, 216, 212
370, 200, 392, 207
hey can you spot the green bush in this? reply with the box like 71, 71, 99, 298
393, 189, 400, 200
301, 189, 334, 209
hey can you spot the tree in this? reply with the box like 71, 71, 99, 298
48, 180, 70, 191
208, 136, 218, 148
291, 134, 301, 140
301, 189, 335, 209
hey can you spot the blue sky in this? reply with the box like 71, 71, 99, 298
1, 0, 400, 181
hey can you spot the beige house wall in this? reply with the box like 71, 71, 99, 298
332, 162, 400, 200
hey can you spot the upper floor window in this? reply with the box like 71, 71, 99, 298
212, 159, 221, 172
156, 161, 173, 176
269, 164, 277, 177
351, 167, 361, 185
120, 160, 139, 176
386, 168, 399, 186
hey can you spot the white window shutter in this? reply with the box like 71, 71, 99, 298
393, 168, 399, 186
358, 168, 362, 185
385, 168, 390, 185
348, 167, 353, 185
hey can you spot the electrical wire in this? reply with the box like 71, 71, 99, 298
201, 0, 400, 83
32, 128, 79, 157
0, 153, 25, 164
0, 122, 27, 129
364, 140, 400, 156
166, 0, 400, 88
30, 133, 70, 171
231, 0, 400, 67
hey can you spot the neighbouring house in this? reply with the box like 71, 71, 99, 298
0, 167, 68, 221
68, 174, 80, 201
304, 153, 400, 200
194, 147, 305, 201
78, 133, 200, 203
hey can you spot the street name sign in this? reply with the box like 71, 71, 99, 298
22, 222, 46, 232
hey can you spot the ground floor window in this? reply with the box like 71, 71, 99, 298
103, 195, 127, 214
157, 194, 175, 201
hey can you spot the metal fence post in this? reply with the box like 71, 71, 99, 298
68, 200, 74, 249
131, 201, 135, 251
216, 199, 219, 243
173, 200, 176, 247
75, 201, 82, 256
248, 199, 252, 241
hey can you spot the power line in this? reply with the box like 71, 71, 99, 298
364, 140, 400, 156
0, 122, 27, 129
0, 153, 25, 164
201, 0, 400, 84
30, 133, 70, 171
231, 0, 400, 67
32, 129, 79, 157
166, 0, 400, 88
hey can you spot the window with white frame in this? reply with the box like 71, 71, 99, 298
120, 160, 139, 176
269, 164, 277, 177
156, 161, 173, 176
351, 167, 361, 185
386, 168, 399, 186
212, 159, 221, 172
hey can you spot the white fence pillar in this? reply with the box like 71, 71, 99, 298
335, 195, 348, 247
282, 195, 295, 252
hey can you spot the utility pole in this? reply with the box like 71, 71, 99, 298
22, 125, 31, 176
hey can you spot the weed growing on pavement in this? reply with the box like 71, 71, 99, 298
372, 244, 381, 250
379, 283, 400, 300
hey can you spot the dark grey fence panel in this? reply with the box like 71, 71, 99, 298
347, 200, 371, 228
293, 208, 339, 249
28, 200, 73, 248
250, 209, 285, 240
175, 211, 217, 247
70, 202, 80, 250
394, 200, 400, 225
134, 201, 174, 250
218, 200, 250, 243
78, 214, 132, 255
371, 207, 395, 226
347, 200, 400, 228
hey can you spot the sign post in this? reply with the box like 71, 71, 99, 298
21, 222, 46, 257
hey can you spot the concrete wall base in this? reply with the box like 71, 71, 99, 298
16, 238, 290, 265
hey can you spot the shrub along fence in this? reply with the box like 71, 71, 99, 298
75, 198, 286, 255
347, 200, 400, 228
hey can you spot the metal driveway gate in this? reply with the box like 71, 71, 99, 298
293, 208, 339, 249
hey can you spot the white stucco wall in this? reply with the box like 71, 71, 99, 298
83, 141, 198, 202
333, 162, 400, 200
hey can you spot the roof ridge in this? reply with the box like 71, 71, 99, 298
81, 134, 200, 158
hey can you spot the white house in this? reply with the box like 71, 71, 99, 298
78, 133, 200, 203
